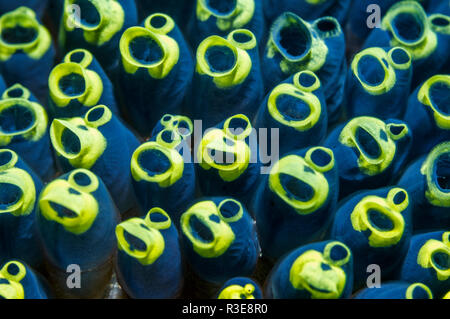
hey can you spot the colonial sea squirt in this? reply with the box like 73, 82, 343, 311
252, 146, 339, 260
115, 207, 183, 298
36, 169, 119, 298
49, 104, 139, 213
180, 197, 259, 284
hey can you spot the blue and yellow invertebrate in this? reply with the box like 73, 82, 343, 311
48, 49, 119, 119
216, 277, 262, 299
253, 70, 328, 155
398, 230, 450, 298
59, 0, 138, 74
0, 260, 49, 299
180, 197, 259, 284
0, 7, 55, 103
265, 240, 353, 299
262, 12, 346, 122
196, 114, 260, 206
324, 116, 412, 198
189, 29, 263, 128
37, 169, 120, 298
355, 281, 433, 299
131, 114, 195, 224
0, 149, 44, 269
403, 75, 450, 159
331, 187, 413, 288
364, 1, 450, 88
188, 0, 265, 48
115, 207, 184, 298
0, 84, 55, 181
397, 141, 450, 231
50, 105, 140, 213
252, 146, 339, 260
263, 0, 351, 26
346, 46, 413, 120
117, 13, 194, 136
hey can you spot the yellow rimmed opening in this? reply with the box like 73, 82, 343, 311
388, 47, 412, 70
197, 128, 250, 182
386, 122, 409, 141
420, 142, 450, 207
0, 7, 40, 50
65, 0, 103, 31
269, 12, 312, 62
417, 75, 450, 130
64, 48, 93, 68
0, 149, 18, 170
160, 114, 173, 126
350, 189, 407, 248
0, 96, 47, 145
267, 82, 321, 131
0, 154, 36, 217
159, 114, 194, 138
0, 6, 50, 61
39, 178, 99, 234
304, 147, 335, 173
63, 0, 124, 46
339, 117, 396, 176
223, 114, 252, 140
145, 13, 175, 35
174, 116, 193, 137
382, 1, 428, 46
49, 62, 87, 105
49, 62, 103, 107
67, 169, 99, 193
131, 141, 184, 187
293, 70, 321, 92
313, 16, 341, 38
50, 118, 106, 169
381, 1, 437, 60
84, 104, 112, 128
180, 200, 235, 258
144, 207, 172, 230
405, 283, 433, 299
289, 248, 347, 299
0, 99, 38, 140
323, 241, 352, 267
120, 26, 179, 78
1, 261, 26, 283
116, 217, 165, 265
2, 84, 30, 100
218, 283, 256, 299
156, 129, 182, 149
121, 27, 165, 68
429, 13, 450, 35
269, 154, 329, 215
0, 262, 25, 299
227, 29, 256, 51
351, 47, 396, 95
197, 36, 238, 75
417, 236, 450, 281
218, 198, 243, 223
196, 35, 251, 88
